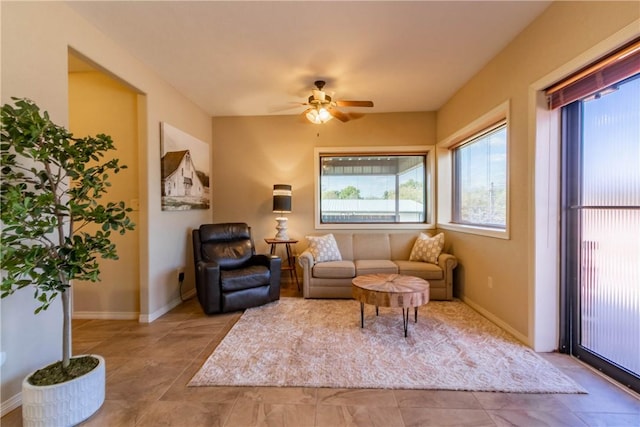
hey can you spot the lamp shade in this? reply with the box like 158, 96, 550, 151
273, 184, 292, 213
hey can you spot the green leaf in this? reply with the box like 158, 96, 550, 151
1, 98, 135, 316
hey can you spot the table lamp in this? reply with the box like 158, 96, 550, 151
273, 184, 292, 240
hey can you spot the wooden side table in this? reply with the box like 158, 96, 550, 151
265, 238, 300, 291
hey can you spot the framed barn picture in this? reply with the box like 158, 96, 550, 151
160, 122, 210, 211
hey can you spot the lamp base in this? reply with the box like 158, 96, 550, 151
275, 217, 289, 240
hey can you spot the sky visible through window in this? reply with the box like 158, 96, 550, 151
582, 74, 640, 206
458, 128, 506, 191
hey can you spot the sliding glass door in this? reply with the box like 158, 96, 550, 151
561, 74, 640, 392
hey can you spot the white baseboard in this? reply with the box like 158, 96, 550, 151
72, 311, 139, 320
461, 296, 531, 347
72, 290, 197, 324
1, 392, 21, 418
139, 289, 196, 323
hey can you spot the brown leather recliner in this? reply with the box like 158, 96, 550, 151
192, 223, 281, 314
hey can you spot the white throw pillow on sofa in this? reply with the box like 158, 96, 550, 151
305, 233, 342, 262
409, 232, 444, 264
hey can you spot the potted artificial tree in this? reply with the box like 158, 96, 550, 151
0, 98, 135, 426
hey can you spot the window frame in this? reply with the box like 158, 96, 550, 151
314, 146, 435, 230
437, 101, 511, 239
452, 121, 508, 228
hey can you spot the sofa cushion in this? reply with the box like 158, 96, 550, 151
353, 234, 391, 260
332, 233, 354, 260
312, 260, 356, 279
409, 232, 444, 264
199, 223, 253, 269
394, 260, 444, 280
305, 233, 342, 262
220, 265, 270, 292
389, 233, 420, 260
355, 260, 398, 276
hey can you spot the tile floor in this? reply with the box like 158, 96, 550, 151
2, 279, 639, 426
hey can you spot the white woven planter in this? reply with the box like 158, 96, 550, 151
22, 355, 105, 427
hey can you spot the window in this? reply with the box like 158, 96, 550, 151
436, 100, 510, 239
452, 122, 507, 228
315, 146, 433, 229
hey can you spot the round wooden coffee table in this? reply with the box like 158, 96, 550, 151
352, 273, 430, 337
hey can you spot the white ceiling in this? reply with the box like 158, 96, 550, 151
66, 1, 551, 118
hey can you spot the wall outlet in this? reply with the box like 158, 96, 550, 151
177, 268, 185, 282
487, 276, 494, 289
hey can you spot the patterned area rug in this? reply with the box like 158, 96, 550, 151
189, 298, 586, 393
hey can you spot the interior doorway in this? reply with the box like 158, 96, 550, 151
68, 50, 143, 319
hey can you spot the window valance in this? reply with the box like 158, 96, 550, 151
545, 38, 640, 109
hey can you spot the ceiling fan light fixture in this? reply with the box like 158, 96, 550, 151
318, 107, 332, 122
312, 89, 326, 102
306, 108, 320, 123
306, 107, 333, 124
301, 80, 372, 124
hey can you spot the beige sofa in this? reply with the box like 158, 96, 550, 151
298, 232, 457, 300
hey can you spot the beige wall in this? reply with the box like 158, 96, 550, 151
1, 2, 212, 407
2, 0, 638, 414
211, 112, 436, 255
436, 1, 639, 341
69, 68, 141, 318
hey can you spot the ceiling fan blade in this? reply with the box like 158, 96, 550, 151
336, 100, 374, 108
329, 108, 350, 122
269, 102, 307, 113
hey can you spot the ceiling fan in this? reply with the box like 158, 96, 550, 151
302, 80, 374, 124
